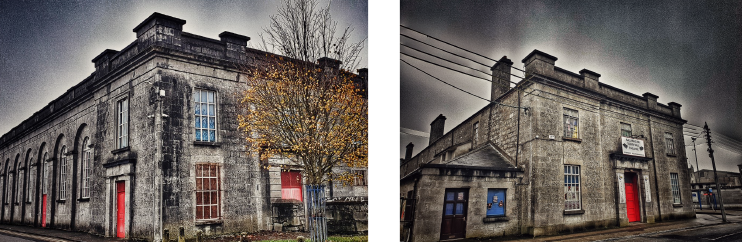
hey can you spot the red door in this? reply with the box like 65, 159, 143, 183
41, 194, 47, 227
441, 189, 468, 240
625, 174, 640, 222
116, 181, 125, 238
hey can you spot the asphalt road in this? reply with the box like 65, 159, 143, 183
0, 232, 36, 242
620, 222, 742, 241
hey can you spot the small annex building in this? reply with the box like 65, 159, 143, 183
0, 12, 367, 241
400, 50, 694, 241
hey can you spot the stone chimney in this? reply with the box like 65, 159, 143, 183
429, 114, 447, 145
133, 12, 186, 48
92, 49, 119, 77
318, 57, 342, 71
579, 69, 601, 92
357, 68, 368, 96
490, 56, 513, 100
405, 142, 415, 161
668, 102, 682, 119
219, 31, 250, 62
522, 49, 558, 77
643, 92, 659, 111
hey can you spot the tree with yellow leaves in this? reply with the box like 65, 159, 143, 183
238, 57, 367, 186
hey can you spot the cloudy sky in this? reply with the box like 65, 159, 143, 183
401, 0, 742, 171
0, 0, 367, 138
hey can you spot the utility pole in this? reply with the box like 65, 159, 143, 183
704, 122, 726, 222
692, 137, 699, 173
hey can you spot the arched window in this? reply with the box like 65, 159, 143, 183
81, 137, 91, 198
17, 168, 24, 204
59, 146, 68, 200
28, 154, 35, 203
43, 152, 48, 195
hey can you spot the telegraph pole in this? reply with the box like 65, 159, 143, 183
704, 122, 726, 222
692, 137, 699, 172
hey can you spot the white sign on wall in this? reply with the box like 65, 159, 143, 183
643, 175, 651, 202
621, 137, 645, 157
618, 173, 626, 203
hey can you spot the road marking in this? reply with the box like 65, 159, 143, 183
706, 229, 742, 241
0, 228, 73, 242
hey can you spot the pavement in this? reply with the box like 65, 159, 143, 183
0, 224, 125, 242
461, 209, 742, 242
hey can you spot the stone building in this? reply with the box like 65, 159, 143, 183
400, 50, 693, 241
0, 12, 367, 241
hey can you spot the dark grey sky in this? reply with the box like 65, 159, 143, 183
401, 0, 742, 171
0, 0, 367, 138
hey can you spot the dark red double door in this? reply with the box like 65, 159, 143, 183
625, 173, 641, 222
441, 189, 468, 240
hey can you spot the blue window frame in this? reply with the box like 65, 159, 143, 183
194, 89, 217, 142
486, 189, 506, 216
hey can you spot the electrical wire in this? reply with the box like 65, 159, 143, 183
401, 58, 524, 110
401, 53, 492, 83
402, 44, 493, 77
401, 34, 491, 68
401, 25, 526, 74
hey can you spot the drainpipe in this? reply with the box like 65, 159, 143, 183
153, 86, 164, 242
648, 116, 662, 221
410, 176, 420, 242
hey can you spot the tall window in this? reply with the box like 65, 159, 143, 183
117, 99, 129, 148
28, 166, 34, 202
473, 122, 480, 146
281, 171, 303, 201
59, 146, 68, 200
17, 169, 24, 203
195, 164, 221, 220
43, 153, 48, 194
621, 123, 632, 137
194, 89, 217, 142
7, 173, 13, 203
352, 170, 367, 186
564, 165, 581, 210
563, 108, 579, 138
670, 173, 681, 204
81, 137, 91, 198
665, 132, 675, 155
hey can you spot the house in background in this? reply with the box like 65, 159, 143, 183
690, 169, 742, 209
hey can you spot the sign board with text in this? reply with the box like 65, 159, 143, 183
621, 137, 645, 157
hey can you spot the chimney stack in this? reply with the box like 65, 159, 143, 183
405, 142, 415, 161
429, 114, 447, 145
490, 56, 513, 101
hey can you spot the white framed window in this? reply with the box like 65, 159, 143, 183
621, 123, 632, 137
81, 137, 91, 198
564, 165, 581, 210
59, 146, 68, 200
117, 98, 129, 149
194, 89, 217, 142
670, 173, 681, 204
563, 108, 579, 139
665, 132, 675, 155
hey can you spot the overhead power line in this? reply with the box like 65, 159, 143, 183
401, 34, 491, 68
401, 44, 493, 77
401, 53, 492, 82
401, 25, 527, 74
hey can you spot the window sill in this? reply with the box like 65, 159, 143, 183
673, 203, 683, 208
56, 199, 66, 203
562, 137, 582, 143
111, 147, 130, 154
483, 216, 509, 223
78, 198, 90, 202
563, 209, 585, 215
25, 202, 32, 204
666, 153, 677, 157
195, 219, 223, 226
193, 141, 221, 147
13, 202, 19, 206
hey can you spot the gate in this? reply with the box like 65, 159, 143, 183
306, 185, 327, 242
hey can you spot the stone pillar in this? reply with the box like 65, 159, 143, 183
219, 31, 250, 63
133, 12, 186, 49
490, 56, 513, 100
643, 93, 659, 111
404, 143, 414, 161
521, 49, 558, 77
668, 102, 682, 119
579, 69, 601, 92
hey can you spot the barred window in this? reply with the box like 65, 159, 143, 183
665, 132, 675, 155
81, 137, 91, 198
59, 146, 68, 200
353, 170, 367, 186
564, 165, 581, 210
194, 89, 217, 142
196, 164, 221, 220
563, 108, 579, 138
117, 99, 129, 149
671, 173, 681, 204
621, 123, 632, 137
473, 122, 480, 146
